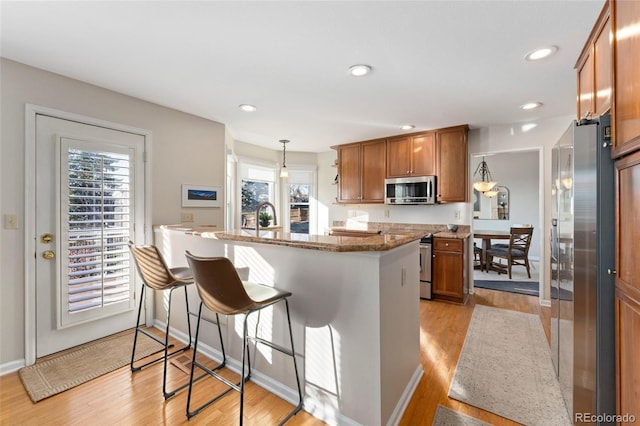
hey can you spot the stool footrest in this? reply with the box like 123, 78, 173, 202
188, 310, 222, 326
251, 336, 294, 358
165, 369, 210, 399
131, 329, 188, 372
186, 360, 245, 419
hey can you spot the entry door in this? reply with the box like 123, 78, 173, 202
35, 115, 145, 357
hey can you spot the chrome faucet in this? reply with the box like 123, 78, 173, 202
255, 201, 278, 235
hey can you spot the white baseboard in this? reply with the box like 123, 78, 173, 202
303, 397, 361, 426
386, 365, 424, 426
0, 359, 25, 376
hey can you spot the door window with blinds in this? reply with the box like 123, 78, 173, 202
288, 169, 314, 234
58, 137, 137, 327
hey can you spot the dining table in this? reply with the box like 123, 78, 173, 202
473, 229, 511, 272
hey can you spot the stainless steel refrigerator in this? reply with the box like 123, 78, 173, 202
550, 115, 616, 424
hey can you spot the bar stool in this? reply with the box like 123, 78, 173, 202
184, 251, 303, 424
128, 241, 224, 400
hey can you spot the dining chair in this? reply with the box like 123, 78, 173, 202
184, 251, 303, 424
491, 224, 532, 250
473, 242, 484, 271
485, 227, 534, 279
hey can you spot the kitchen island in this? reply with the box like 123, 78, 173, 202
153, 226, 423, 426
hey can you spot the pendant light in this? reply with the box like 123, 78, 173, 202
279, 139, 290, 178
484, 188, 499, 198
472, 156, 498, 193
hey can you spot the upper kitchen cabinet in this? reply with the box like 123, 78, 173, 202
612, 0, 640, 156
576, 2, 612, 120
436, 125, 469, 203
386, 132, 436, 178
336, 139, 386, 204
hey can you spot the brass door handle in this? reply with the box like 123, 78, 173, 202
42, 250, 55, 260
41, 233, 54, 244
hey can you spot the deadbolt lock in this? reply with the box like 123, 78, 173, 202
42, 250, 55, 260
40, 233, 54, 244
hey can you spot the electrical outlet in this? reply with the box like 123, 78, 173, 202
181, 212, 194, 222
384, 209, 390, 218
454, 210, 461, 220
4, 214, 19, 229
401, 267, 406, 286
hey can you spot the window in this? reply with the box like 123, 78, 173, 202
60, 141, 136, 326
239, 161, 277, 229
288, 169, 316, 235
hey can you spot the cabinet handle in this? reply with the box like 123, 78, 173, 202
445, 243, 449, 247
607, 269, 617, 275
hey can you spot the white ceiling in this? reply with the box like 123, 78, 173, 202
1, 1, 603, 153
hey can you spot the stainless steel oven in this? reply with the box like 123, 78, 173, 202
419, 234, 433, 299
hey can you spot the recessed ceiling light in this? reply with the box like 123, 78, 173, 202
348, 64, 372, 77
239, 104, 257, 112
521, 123, 538, 132
401, 125, 415, 130
524, 46, 558, 61
520, 102, 543, 110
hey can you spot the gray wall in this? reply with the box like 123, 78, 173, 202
0, 58, 226, 367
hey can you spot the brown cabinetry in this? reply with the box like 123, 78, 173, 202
612, 0, 640, 156
615, 150, 640, 419
335, 124, 468, 203
436, 125, 469, 203
580, 0, 640, 417
386, 132, 436, 178
432, 237, 469, 304
337, 139, 386, 204
576, 3, 612, 120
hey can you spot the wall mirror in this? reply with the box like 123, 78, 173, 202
473, 186, 509, 220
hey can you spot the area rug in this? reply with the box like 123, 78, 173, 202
448, 305, 570, 426
432, 405, 491, 426
474, 280, 539, 296
19, 330, 164, 403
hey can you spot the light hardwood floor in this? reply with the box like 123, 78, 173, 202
0, 288, 549, 425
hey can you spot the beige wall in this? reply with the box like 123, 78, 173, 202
0, 59, 226, 367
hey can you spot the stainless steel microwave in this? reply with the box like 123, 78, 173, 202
385, 176, 436, 205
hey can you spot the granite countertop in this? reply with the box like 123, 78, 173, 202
433, 231, 471, 239
329, 222, 471, 240
157, 225, 423, 252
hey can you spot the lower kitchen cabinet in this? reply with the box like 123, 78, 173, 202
432, 237, 469, 304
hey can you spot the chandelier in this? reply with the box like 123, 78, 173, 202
472, 156, 497, 193
279, 139, 290, 178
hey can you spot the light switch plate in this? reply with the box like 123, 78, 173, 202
181, 212, 194, 222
